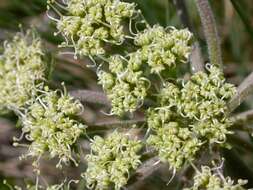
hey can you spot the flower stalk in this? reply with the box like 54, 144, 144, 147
195, 0, 223, 69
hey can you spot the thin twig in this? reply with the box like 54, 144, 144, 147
195, 0, 223, 69
190, 42, 205, 73
126, 157, 162, 190
90, 118, 146, 128
228, 135, 253, 151
231, 109, 253, 126
69, 90, 111, 106
172, 0, 204, 73
228, 71, 253, 112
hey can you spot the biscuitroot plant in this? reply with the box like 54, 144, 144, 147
2, 0, 253, 189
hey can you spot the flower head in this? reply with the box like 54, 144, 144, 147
0, 30, 45, 112
147, 121, 201, 170
84, 131, 142, 190
16, 87, 86, 168
184, 165, 247, 190
49, 0, 137, 57
147, 65, 236, 170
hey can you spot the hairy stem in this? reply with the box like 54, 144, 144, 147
69, 90, 110, 106
195, 0, 223, 69
90, 118, 146, 128
231, 109, 253, 135
190, 42, 205, 73
228, 71, 253, 112
232, 109, 253, 125
126, 157, 162, 190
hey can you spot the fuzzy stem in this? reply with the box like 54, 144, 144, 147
232, 109, 253, 123
195, 0, 223, 69
90, 118, 145, 128
228, 71, 253, 112
69, 90, 110, 106
126, 157, 161, 190
231, 109, 253, 129
190, 42, 205, 73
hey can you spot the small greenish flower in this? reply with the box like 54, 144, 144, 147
146, 108, 174, 130
84, 130, 142, 190
98, 70, 115, 90
184, 165, 247, 190
108, 54, 125, 74
0, 30, 45, 112
16, 87, 86, 168
158, 82, 180, 106
66, 0, 86, 16
57, 16, 81, 38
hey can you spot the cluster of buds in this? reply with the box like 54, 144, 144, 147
180, 65, 236, 143
0, 30, 45, 113
147, 120, 202, 170
179, 65, 236, 121
15, 87, 86, 168
49, 0, 136, 57
134, 25, 192, 74
184, 165, 247, 190
147, 65, 236, 170
98, 54, 149, 115
84, 131, 142, 190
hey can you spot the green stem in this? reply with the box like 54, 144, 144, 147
195, 0, 223, 69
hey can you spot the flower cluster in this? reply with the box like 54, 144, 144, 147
98, 25, 192, 115
134, 25, 192, 74
147, 65, 236, 169
147, 120, 202, 170
49, 0, 193, 116
16, 87, 86, 168
0, 31, 45, 112
98, 54, 149, 115
184, 165, 247, 190
50, 0, 136, 57
84, 131, 142, 190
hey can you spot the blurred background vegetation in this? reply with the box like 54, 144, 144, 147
0, 0, 253, 189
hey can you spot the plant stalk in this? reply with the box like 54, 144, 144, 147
195, 0, 223, 69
